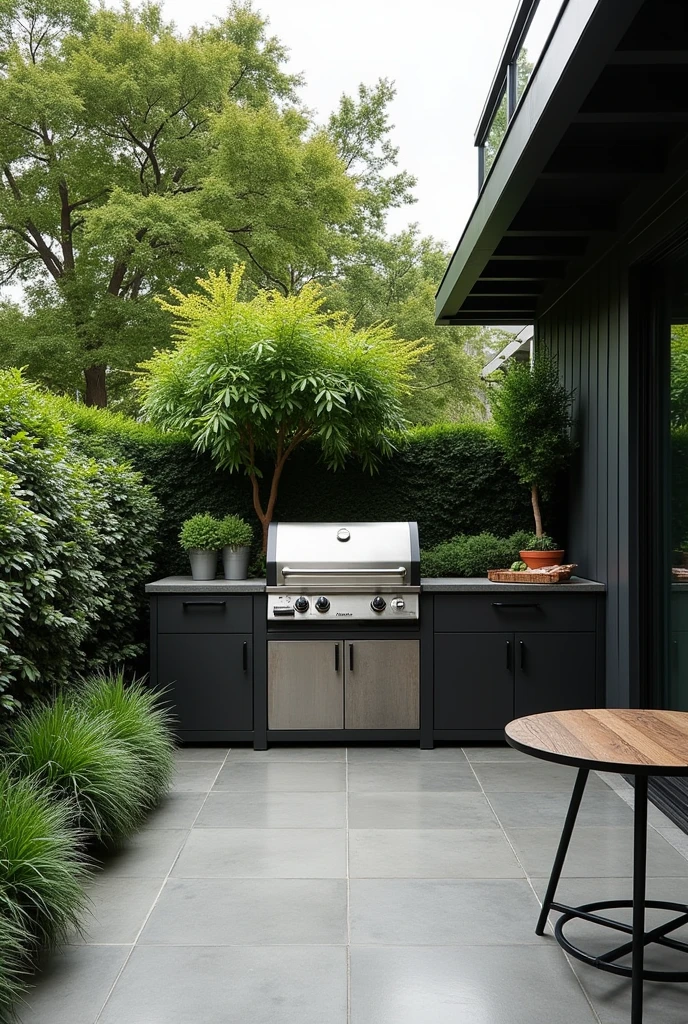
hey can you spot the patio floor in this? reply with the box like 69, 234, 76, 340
16, 745, 688, 1024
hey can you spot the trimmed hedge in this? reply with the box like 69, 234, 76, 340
62, 403, 566, 577
0, 371, 161, 712
421, 531, 535, 578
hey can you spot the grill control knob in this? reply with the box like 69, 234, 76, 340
391, 598, 405, 611
315, 596, 330, 613
371, 596, 386, 612
294, 596, 309, 613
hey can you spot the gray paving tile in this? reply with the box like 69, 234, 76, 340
350, 878, 540, 944
141, 793, 206, 830
98, 945, 347, 1024
17, 944, 130, 1024
349, 828, 524, 878
473, 761, 608, 793
171, 762, 222, 792
100, 829, 188, 879
347, 745, 468, 763
196, 790, 346, 828
174, 746, 228, 762
489, 789, 634, 828
73, 875, 162, 944
226, 746, 346, 761
463, 744, 532, 763
348, 791, 499, 829
349, 945, 599, 1024
140, 877, 347, 944
213, 761, 346, 792
507, 826, 688, 878
172, 827, 347, 878
347, 761, 479, 793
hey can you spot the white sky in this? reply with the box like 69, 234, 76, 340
164, 0, 525, 250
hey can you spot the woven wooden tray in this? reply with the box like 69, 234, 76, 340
488, 564, 577, 584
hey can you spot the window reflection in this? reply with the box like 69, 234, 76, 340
670, 315, 688, 709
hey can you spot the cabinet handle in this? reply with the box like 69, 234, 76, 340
349, 643, 354, 671
335, 644, 340, 671
519, 641, 525, 671
492, 602, 540, 609
242, 641, 248, 671
673, 639, 679, 670
506, 640, 511, 670
182, 600, 226, 608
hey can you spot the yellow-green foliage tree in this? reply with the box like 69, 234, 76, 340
137, 265, 428, 548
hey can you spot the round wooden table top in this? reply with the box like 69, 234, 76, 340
505, 709, 688, 775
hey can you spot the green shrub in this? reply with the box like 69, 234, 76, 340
0, 767, 87, 949
8, 698, 147, 845
219, 514, 253, 548
179, 513, 224, 551
76, 671, 175, 810
0, 369, 160, 714
421, 530, 534, 578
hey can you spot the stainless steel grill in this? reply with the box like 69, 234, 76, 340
266, 522, 420, 622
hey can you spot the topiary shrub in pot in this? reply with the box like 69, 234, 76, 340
220, 515, 253, 580
179, 513, 224, 580
490, 355, 576, 567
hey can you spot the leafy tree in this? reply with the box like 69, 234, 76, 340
0, 0, 364, 406
484, 50, 533, 173
137, 265, 428, 548
326, 227, 511, 423
490, 355, 575, 538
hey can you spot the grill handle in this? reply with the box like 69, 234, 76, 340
281, 566, 407, 577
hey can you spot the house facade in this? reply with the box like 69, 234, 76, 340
437, 0, 688, 821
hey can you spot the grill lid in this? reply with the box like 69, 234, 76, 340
267, 522, 420, 588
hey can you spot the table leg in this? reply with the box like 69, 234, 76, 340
631, 774, 648, 1024
536, 767, 589, 935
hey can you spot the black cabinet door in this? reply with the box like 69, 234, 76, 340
514, 632, 596, 718
158, 633, 253, 733
434, 633, 514, 729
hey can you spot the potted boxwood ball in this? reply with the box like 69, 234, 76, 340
179, 513, 224, 580
220, 515, 253, 580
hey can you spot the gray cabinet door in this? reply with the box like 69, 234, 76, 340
344, 640, 419, 729
158, 632, 253, 733
514, 631, 596, 717
434, 633, 514, 730
268, 641, 344, 729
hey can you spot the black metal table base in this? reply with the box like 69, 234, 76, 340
552, 898, 688, 982
536, 768, 688, 1023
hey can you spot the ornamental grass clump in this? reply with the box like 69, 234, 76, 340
8, 697, 146, 845
77, 670, 175, 810
0, 914, 27, 1021
0, 767, 87, 951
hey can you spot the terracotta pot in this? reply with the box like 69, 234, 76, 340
519, 549, 565, 569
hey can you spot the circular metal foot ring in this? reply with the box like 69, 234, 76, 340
553, 899, 688, 982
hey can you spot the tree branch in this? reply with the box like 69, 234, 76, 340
231, 238, 289, 296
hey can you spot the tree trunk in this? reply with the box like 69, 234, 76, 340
84, 365, 107, 407
531, 484, 543, 538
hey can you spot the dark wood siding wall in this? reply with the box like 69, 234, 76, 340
539, 252, 631, 706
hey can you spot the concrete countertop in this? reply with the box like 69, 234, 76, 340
146, 576, 266, 593
421, 576, 605, 593
146, 575, 604, 594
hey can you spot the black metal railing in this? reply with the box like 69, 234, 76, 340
476, 0, 569, 188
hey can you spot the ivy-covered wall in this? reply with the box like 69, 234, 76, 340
65, 404, 566, 577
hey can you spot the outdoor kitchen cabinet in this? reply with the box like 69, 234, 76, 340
267, 638, 420, 731
149, 591, 258, 741
429, 587, 605, 740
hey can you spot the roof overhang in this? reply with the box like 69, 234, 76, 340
436, 0, 688, 325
